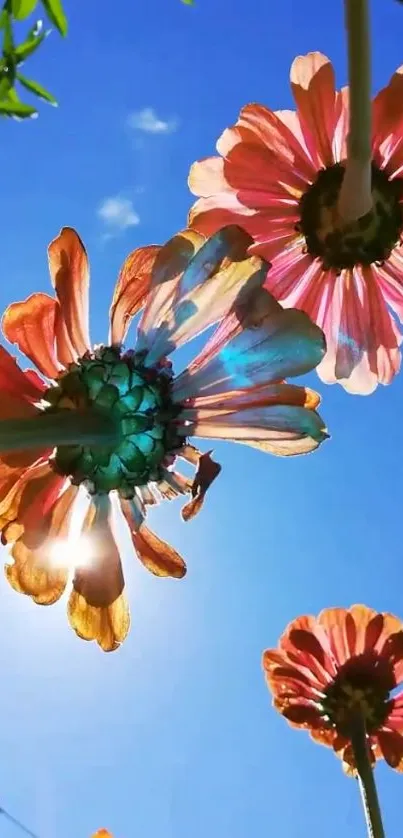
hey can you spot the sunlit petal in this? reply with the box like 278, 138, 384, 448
2, 293, 61, 379
48, 227, 91, 363
109, 245, 160, 344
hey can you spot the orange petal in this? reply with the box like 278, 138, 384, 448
181, 450, 221, 521
0, 346, 46, 404
91, 831, 114, 838
68, 590, 130, 652
109, 245, 160, 344
48, 227, 91, 363
0, 462, 64, 542
68, 496, 129, 651
128, 521, 186, 578
5, 485, 77, 605
2, 293, 61, 379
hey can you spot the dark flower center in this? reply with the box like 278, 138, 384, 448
320, 653, 393, 736
298, 162, 403, 271
44, 346, 183, 496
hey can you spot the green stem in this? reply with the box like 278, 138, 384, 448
338, 0, 373, 223
350, 715, 385, 838
0, 409, 120, 453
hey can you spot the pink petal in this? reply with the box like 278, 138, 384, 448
48, 227, 91, 364
372, 66, 403, 162
238, 104, 315, 183
317, 266, 402, 394
290, 52, 338, 168
2, 293, 62, 379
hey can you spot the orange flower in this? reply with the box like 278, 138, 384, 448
91, 832, 113, 838
0, 226, 327, 650
263, 605, 403, 773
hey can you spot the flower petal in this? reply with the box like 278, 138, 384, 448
173, 287, 326, 402
317, 266, 402, 394
122, 515, 187, 578
182, 403, 327, 457
0, 462, 65, 544
48, 227, 91, 363
376, 729, 403, 770
372, 65, 403, 159
2, 293, 61, 379
68, 589, 129, 652
5, 485, 77, 605
317, 607, 355, 666
185, 383, 321, 412
109, 245, 160, 344
137, 226, 267, 364
179, 448, 221, 521
290, 52, 337, 167
68, 496, 129, 651
0, 346, 46, 404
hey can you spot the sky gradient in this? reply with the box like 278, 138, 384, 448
0, 1, 403, 836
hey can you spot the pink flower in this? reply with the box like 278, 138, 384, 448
189, 52, 403, 394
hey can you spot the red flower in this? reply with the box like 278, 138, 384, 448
189, 52, 403, 394
263, 605, 403, 772
0, 226, 327, 650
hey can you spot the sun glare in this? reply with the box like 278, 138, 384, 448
47, 534, 95, 571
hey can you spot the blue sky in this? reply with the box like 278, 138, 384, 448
0, 0, 403, 836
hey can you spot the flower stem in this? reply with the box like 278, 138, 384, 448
350, 715, 385, 838
338, 0, 373, 224
0, 409, 120, 453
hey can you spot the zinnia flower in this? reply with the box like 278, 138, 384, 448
0, 225, 327, 651
263, 604, 403, 773
188, 51, 403, 394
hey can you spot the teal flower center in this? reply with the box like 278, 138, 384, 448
44, 346, 183, 496
298, 162, 403, 271
320, 654, 392, 736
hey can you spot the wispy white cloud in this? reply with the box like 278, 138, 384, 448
127, 107, 178, 135
97, 196, 140, 231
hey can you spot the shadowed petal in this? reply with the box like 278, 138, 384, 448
2, 293, 61, 379
68, 495, 129, 651
179, 446, 221, 521
5, 485, 77, 605
377, 729, 403, 770
137, 226, 267, 364
109, 245, 160, 344
182, 404, 327, 457
48, 227, 91, 363
173, 288, 326, 401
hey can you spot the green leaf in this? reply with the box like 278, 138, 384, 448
11, 0, 39, 19
15, 20, 47, 61
0, 95, 37, 117
41, 0, 67, 35
2, 12, 15, 56
17, 71, 57, 104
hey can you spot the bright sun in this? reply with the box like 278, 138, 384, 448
47, 534, 95, 571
